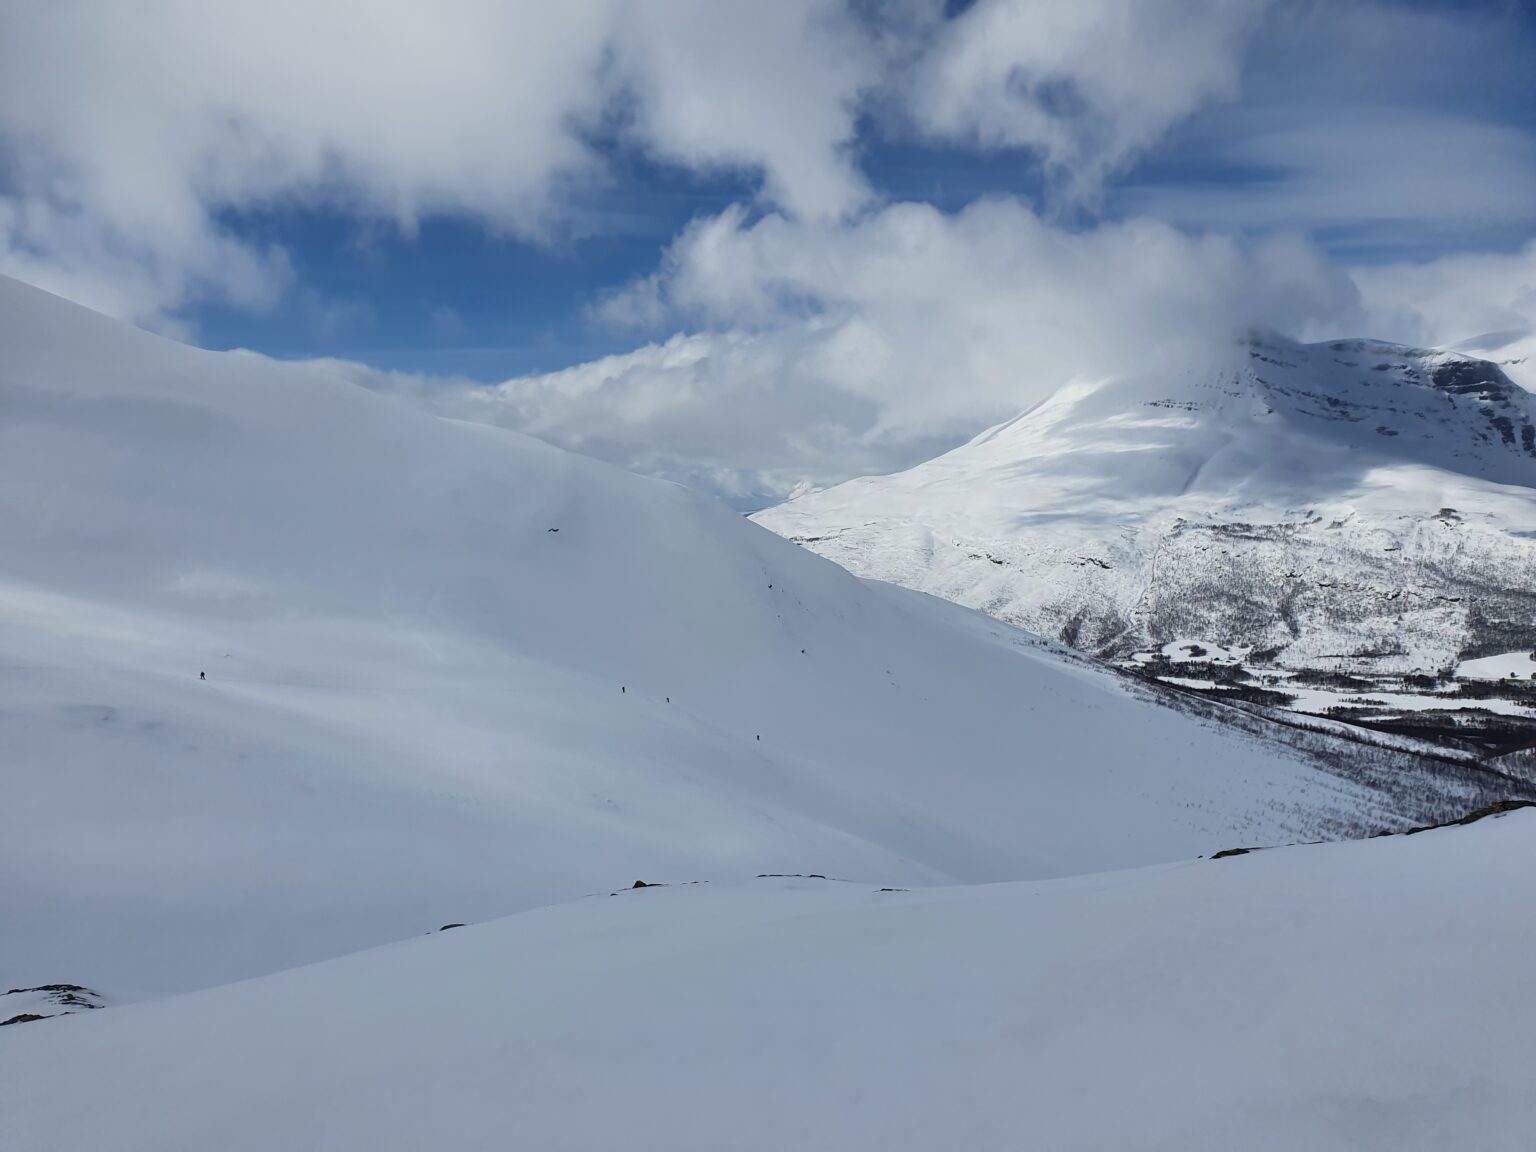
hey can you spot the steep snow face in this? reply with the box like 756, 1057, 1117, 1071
6, 812, 1534, 1152
4, 277, 1458, 1001
758, 335, 1536, 684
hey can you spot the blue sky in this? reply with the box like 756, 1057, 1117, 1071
3, 0, 1536, 500
193, 162, 757, 376
174, 0, 1536, 378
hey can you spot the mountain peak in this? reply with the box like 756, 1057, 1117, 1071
757, 335, 1536, 748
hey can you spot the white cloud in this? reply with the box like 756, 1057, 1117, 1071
609, 2, 878, 221
6, 0, 1534, 499
1354, 241, 1536, 390
386, 198, 1360, 497
1114, 2, 1536, 251
337, 329, 898, 507
905, 0, 1271, 202
1356, 241, 1536, 347
0, 190, 290, 334
0, 1, 613, 323
0, 0, 880, 326
494, 194, 1536, 497
600, 198, 1360, 424
0, 1, 1288, 327
1122, 112, 1536, 247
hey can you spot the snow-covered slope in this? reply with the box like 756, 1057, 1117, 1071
11, 277, 1494, 1002
1456, 324, 1536, 396
6, 810, 1533, 1152
758, 335, 1536, 737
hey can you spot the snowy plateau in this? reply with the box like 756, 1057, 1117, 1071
758, 334, 1536, 760
3, 275, 1534, 1150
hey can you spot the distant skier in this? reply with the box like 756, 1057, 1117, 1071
199, 671, 206, 681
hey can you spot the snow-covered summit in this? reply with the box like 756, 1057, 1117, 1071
757, 335, 1536, 708
793, 333, 1535, 520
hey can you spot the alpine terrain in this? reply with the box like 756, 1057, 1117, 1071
9, 274, 1518, 1005
757, 335, 1536, 756
3, 279, 1534, 1150
8, 3, 1536, 1147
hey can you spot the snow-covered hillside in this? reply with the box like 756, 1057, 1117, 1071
1457, 324, 1536, 396
6, 809, 1534, 1152
758, 335, 1536, 748
12, 276, 1503, 1003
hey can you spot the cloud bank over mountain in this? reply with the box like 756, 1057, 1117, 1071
3, 1, 1534, 498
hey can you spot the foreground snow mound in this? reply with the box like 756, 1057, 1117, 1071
757, 335, 1536, 746
0, 276, 1506, 1000
6, 811, 1533, 1152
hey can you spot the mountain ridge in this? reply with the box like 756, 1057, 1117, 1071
757, 334, 1536, 750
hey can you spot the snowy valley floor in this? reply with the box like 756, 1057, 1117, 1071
5, 809, 1535, 1152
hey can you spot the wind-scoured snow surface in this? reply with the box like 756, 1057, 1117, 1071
1, 276, 1431, 1001
6, 812, 1535, 1152
758, 335, 1536, 677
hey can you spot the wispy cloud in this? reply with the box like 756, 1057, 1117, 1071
1122, 111, 1536, 258
1114, 1, 1536, 256
902, 0, 1272, 204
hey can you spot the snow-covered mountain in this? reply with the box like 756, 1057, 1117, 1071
757, 334, 1536, 749
7, 808, 1535, 1151
11, 276, 1510, 1004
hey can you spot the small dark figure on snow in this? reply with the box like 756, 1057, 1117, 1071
199, 671, 206, 681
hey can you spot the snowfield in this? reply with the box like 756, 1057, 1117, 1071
3, 274, 1471, 1004
1456, 650, 1536, 680
5, 810, 1534, 1152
